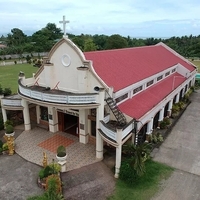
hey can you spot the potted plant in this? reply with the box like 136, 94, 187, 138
4, 120, 15, 137
5, 124, 15, 137
56, 145, 67, 162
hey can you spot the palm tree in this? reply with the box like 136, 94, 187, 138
123, 143, 151, 176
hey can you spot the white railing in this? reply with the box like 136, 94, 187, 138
122, 123, 134, 140
30, 90, 43, 100
100, 121, 116, 142
19, 85, 97, 104
68, 95, 96, 104
1, 99, 22, 107
103, 114, 110, 123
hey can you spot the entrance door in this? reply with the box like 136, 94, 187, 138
64, 114, 79, 137
58, 112, 64, 132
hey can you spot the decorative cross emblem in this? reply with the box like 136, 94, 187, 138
59, 16, 70, 37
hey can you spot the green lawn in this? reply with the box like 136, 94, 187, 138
108, 160, 174, 200
191, 60, 200, 72
0, 64, 38, 94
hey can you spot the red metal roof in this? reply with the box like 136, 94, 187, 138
84, 43, 195, 92
118, 72, 186, 119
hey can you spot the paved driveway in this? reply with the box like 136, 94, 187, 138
0, 154, 43, 200
152, 90, 200, 200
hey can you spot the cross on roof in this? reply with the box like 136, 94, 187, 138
59, 16, 70, 37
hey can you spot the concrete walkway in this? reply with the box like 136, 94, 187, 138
0, 127, 115, 200
152, 90, 200, 200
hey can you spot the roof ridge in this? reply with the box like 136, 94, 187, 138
84, 45, 157, 54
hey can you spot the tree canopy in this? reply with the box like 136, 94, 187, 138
0, 23, 200, 58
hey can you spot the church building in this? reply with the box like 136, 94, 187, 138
1, 33, 196, 177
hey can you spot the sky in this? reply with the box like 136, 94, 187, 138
0, 0, 200, 38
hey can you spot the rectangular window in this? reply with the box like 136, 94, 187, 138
172, 68, 176, 73
146, 80, 154, 87
157, 75, 163, 81
165, 71, 170, 76
115, 93, 128, 103
133, 85, 143, 94
40, 106, 48, 121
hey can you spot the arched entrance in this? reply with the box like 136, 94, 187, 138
153, 112, 159, 129
137, 123, 147, 145
164, 102, 170, 117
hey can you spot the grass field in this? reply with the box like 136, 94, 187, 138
108, 160, 173, 200
191, 60, 200, 72
1, 60, 199, 94
0, 64, 38, 94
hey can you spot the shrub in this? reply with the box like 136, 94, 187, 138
0, 147, 2, 153
163, 117, 170, 125
14, 60, 17, 64
3, 88, 12, 96
172, 104, 180, 114
4, 120, 14, 128
177, 101, 185, 110
5, 125, 14, 134
57, 145, 66, 157
160, 120, 167, 129
43, 166, 52, 178
48, 162, 61, 174
39, 168, 45, 179
2, 143, 8, 151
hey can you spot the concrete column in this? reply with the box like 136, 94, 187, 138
22, 99, 31, 130
48, 106, 58, 133
79, 109, 89, 144
36, 105, 40, 124
167, 99, 173, 117
96, 91, 104, 160
115, 145, 122, 178
158, 107, 164, 128
175, 93, 180, 103
146, 118, 153, 142
1, 107, 7, 124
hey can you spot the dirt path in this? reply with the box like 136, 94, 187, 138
151, 90, 200, 200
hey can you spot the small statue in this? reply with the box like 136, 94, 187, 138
7, 136, 14, 155
43, 152, 48, 168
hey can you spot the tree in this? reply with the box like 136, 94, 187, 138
93, 34, 108, 50
84, 38, 97, 52
105, 34, 128, 50
122, 143, 151, 176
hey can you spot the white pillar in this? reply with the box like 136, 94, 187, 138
115, 145, 122, 178
146, 118, 153, 142
158, 107, 164, 128
36, 105, 40, 124
115, 128, 122, 178
79, 109, 89, 144
1, 107, 7, 123
146, 118, 153, 135
22, 99, 31, 130
48, 106, 58, 133
96, 91, 104, 160
167, 99, 173, 117
175, 93, 180, 103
